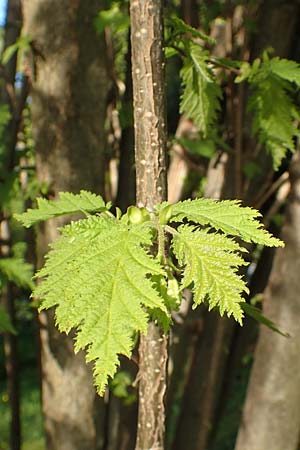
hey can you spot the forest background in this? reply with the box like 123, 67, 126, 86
1, 1, 300, 450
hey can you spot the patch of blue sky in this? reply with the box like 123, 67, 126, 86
0, 0, 7, 27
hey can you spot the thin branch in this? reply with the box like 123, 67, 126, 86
254, 171, 289, 209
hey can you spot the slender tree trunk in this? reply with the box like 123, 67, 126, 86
0, 2, 23, 449
116, 35, 135, 212
2, 286, 20, 450
130, 1, 168, 449
235, 152, 300, 450
0, 0, 22, 170
22, 2, 109, 449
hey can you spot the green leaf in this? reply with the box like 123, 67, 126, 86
2, 35, 32, 65
35, 215, 167, 395
172, 225, 248, 323
268, 57, 300, 85
168, 198, 284, 247
167, 16, 215, 45
94, 3, 130, 33
110, 371, 135, 402
236, 56, 300, 169
0, 305, 16, 334
248, 75, 297, 169
0, 257, 34, 290
180, 43, 222, 136
178, 137, 215, 158
241, 303, 289, 337
15, 190, 107, 227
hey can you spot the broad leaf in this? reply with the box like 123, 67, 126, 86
35, 215, 167, 394
15, 190, 107, 227
172, 225, 248, 323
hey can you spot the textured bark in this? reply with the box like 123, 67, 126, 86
130, 1, 168, 449
235, 152, 300, 450
22, 2, 109, 449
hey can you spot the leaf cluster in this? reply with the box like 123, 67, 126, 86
180, 43, 222, 137
15, 191, 283, 394
236, 55, 300, 169
166, 18, 222, 137
166, 17, 300, 169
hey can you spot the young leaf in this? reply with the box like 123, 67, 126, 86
180, 43, 222, 136
0, 257, 34, 290
172, 225, 248, 323
168, 198, 284, 247
34, 215, 167, 394
15, 190, 107, 227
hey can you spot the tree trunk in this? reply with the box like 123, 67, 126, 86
116, 35, 135, 212
0, 0, 23, 172
0, 2, 23, 449
2, 285, 20, 450
22, 2, 109, 449
235, 152, 300, 450
130, 1, 168, 449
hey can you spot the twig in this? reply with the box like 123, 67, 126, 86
254, 171, 289, 209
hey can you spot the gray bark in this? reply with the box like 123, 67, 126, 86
130, 1, 168, 449
235, 152, 300, 450
22, 1, 109, 449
